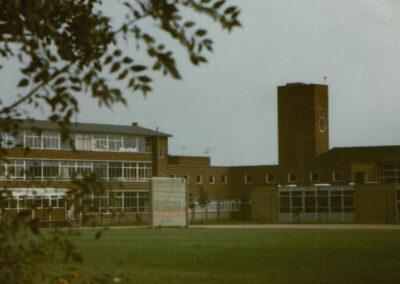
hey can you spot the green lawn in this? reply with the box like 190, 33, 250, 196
63, 228, 400, 283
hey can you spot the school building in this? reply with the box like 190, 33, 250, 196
1, 83, 399, 225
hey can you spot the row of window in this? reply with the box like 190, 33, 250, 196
1, 191, 148, 214
380, 162, 400, 183
1, 131, 152, 153
279, 189, 355, 214
167, 173, 228, 185
244, 171, 344, 184
2, 195, 66, 210
0, 159, 152, 181
82, 191, 148, 214
190, 199, 241, 212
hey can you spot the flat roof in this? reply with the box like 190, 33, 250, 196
314, 146, 400, 164
18, 120, 172, 137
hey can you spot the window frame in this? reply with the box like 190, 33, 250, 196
265, 173, 275, 184
309, 172, 320, 183
209, 174, 215, 184
221, 174, 227, 184
332, 171, 343, 182
244, 174, 254, 184
158, 147, 164, 159
196, 174, 202, 184
288, 173, 297, 183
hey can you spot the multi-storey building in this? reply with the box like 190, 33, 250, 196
1, 83, 400, 224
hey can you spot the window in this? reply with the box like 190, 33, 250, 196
25, 131, 41, 148
60, 161, 75, 179
123, 136, 138, 152
288, 173, 297, 183
123, 162, 137, 180
42, 132, 59, 149
138, 137, 152, 152
138, 163, 152, 179
8, 160, 24, 179
1, 133, 20, 148
209, 175, 215, 184
355, 172, 366, 184
310, 172, 320, 182
244, 174, 253, 184
333, 171, 343, 182
108, 135, 123, 151
170, 174, 176, 178
42, 160, 59, 179
266, 173, 275, 184
92, 134, 107, 151
183, 174, 189, 184
109, 162, 123, 179
158, 147, 163, 159
196, 174, 202, 184
94, 162, 108, 179
221, 175, 227, 184
25, 160, 42, 179
75, 134, 92, 150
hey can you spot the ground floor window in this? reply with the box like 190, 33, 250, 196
279, 187, 355, 215
189, 198, 241, 213
83, 191, 149, 214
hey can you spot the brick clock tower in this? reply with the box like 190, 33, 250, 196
278, 83, 329, 165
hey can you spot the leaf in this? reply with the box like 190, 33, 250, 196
131, 65, 147, 72
122, 57, 133, 64
104, 56, 113, 65
54, 77, 66, 85
117, 70, 128, 80
113, 49, 122, 57
110, 62, 121, 73
141, 85, 152, 94
18, 78, 29, 87
224, 6, 236, 14
153, 62, 161, 70
184, 21, 195, 28
213, 0, 225, 9
195, 29, 207, 37
138, 76, 152, 83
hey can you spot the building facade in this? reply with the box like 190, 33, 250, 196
1, 83, 400, 224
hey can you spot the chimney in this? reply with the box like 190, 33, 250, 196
132, 122, 138, 127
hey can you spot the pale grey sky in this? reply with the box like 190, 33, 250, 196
2, 0, 400, 166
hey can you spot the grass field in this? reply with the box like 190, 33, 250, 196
64, 227, 400, 283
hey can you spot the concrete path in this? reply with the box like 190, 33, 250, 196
189, 224, 400, 230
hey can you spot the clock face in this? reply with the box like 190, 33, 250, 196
318, 116, 327, 133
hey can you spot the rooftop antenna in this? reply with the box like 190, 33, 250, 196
323, 76, 327, 85
204, 147, 215, 156
179, 146, 188, 154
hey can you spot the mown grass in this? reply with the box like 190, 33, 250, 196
59, 228, 400, 283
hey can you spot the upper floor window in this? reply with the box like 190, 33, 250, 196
221, 175, 227, 184
25, 131, 60, 149
196, 174, 202, 184
266, 173, 275, 184
288, 173, 297, 183
183, 174, 189, 184
310, 172, 320, 183
158, 147, 164, 159
4, 131, 152, 153
170, 174, 176, 178
209, 175, 215, 184
244, 174, 253, 184
332, 171, 343, 182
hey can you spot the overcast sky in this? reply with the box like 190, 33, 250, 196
2, 0, 400, 166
